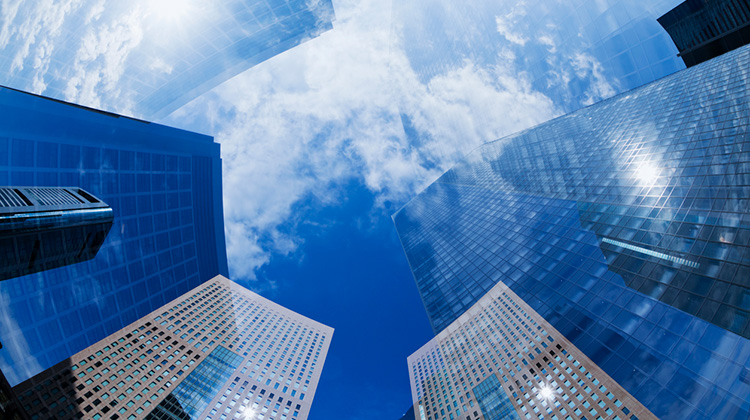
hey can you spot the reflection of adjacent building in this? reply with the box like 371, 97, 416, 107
658, 0, 750, 67
0, 86, 228, 388
394, 45, 750, 419
0, 187, 113, 281
13, 275, 333, 420
408, 281, 656, 420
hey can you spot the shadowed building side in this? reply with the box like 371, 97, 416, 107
0, 368, 30, 420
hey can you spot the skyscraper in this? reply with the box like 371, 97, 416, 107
394, 45, 750, 419
408, 280, 656, 420
658, 0, 750, 67
0, 86, 228, 386
0, 187, 113, 281
0, 0, 336, 119
13, 275, 333, 420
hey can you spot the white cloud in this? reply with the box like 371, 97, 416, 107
571, 51, 618, 105
167, 0, 562, 284
1, 0, 84, 93
494, 1, 528, 46
538, 34, 556, 53
64, 6, 145, 112
0, 290, 42, 385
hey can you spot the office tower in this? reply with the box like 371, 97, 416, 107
12, 275, 333, 420
0, 187, 114, 281
0, 0, 336, 119
0, 86, 228, 387
658, 0, 750, 67
394, 45, 750, 419
408, 281, 656, 420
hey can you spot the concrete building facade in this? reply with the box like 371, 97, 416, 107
13, 275, 333, 420
408, 281, 655, 420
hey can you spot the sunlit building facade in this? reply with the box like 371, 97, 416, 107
0, 86, 228, 386
395, 45, 750, 419
408, 281, 655, 420
13, 275, 333, 420
0, 0, 335, 119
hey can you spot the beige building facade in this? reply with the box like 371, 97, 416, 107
14, 275, 333, 420
408, 281, 656, 420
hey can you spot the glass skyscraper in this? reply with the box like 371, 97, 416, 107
13, 275, 333, 420
394, 45, 750, 419
0, 86, 228, 387
0, 0, 335, 119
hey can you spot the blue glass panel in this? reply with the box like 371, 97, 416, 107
0, 0, 335, 120
145, 346, 243, 419
395, 46, 750, 419
0, 86, 228, 386
473, 374, 519, 420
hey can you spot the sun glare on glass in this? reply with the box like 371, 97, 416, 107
242, 406, 259, 419
148, 0, 191, 20
635, 161, 660, 185
539, 384, 555, 401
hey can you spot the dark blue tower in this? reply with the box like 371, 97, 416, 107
0, 86, 228, 385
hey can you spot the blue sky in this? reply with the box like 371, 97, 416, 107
0, 0, 689, 418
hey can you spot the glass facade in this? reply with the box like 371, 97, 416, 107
0, 86, 228, 386
0, 0, 335, 119
473, 374, 518, 420
391, 0, 688, 163
395, 45, 750, 419
146, 345, 243, 420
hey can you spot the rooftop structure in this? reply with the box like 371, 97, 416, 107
0, 187, 113, 281
658, 0, 750, 67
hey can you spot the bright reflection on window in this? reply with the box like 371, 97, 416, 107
538, 384, 555, 401
635, 161, 660, 185
242, 406, 259, 419
148, 0, 192, 21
